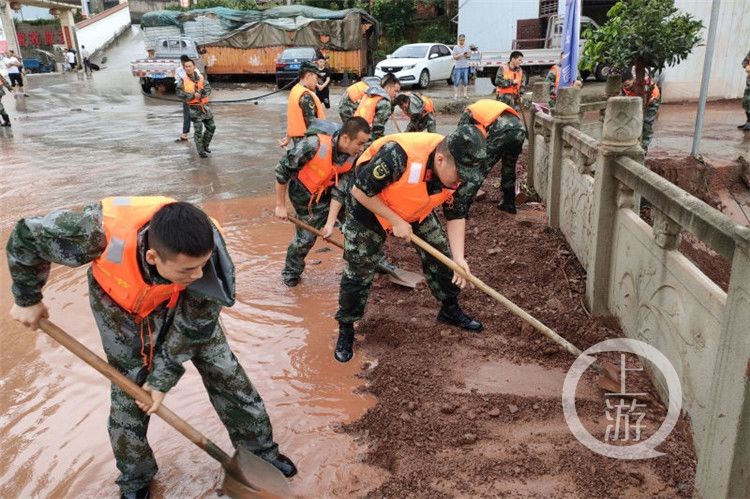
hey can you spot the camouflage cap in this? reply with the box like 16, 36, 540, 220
446, 124, 487, 180
299, 60, 318, 76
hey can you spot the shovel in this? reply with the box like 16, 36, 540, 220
38, 319, 292, 498
288, 215, 424, 289
408, 235, 621, 392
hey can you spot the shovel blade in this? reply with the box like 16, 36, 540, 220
596, 360, 622, 393
222, 448, 292, 499
386, 267, 424, 289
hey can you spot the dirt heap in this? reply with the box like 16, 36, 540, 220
345, 153, 697, 497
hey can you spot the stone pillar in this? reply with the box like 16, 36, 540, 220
0, 1, 21, 56
59, 9, 82, 70
696, 229, 750, 498
547, 86, 581, 229
527, 81, 550, 190
585, 97, 643, 314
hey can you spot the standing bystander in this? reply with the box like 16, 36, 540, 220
315, 54, 331, 109
3, 50, 26, 97
739, 50, 750, 131
451, 34, 471, 100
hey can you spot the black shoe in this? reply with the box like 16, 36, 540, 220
120, 486, 150, 499
743, 122, 750, 131
282, 275, 300, 287
203, 146, 212, 153
334, 323, 355, 362
1, 122, 9, 127
497, 187, 517, 214
269, 453, 298, 478
437, 301, 483, 332
198, 150, 208, 158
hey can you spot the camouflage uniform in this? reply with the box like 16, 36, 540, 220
404, 94, 437, 133
0, 76, 11, 125
176, 72, 215, 155
545, 65, 582, 108
275, 131, 353, 281
6, 203, 280, 494
335, 130, 486, 325
622, 81, 661, 152
741, 50, 750, 128
338, 93, 359, 123
358, 86, 394, 144
458, 109, 526, 196
494, 66, 524, 111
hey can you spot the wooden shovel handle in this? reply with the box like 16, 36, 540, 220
288, 215, 344, 250
408, 234, 584, 359
38, 319, 233, 467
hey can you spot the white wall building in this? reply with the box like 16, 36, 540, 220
457, 0, 539, 54
660, 0, 750, 102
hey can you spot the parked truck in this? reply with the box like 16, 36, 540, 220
470, 15, 609, 83
130, 37, 206, 94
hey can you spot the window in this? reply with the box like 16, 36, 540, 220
438, 45, 451, 57
429, 45, 441, 58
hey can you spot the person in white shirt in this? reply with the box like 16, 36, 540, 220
174, 54, 202, 142
451, 34, 472, 100
81, 45, 91, 74
65, 49, 76, 72
3, 50, 26, 96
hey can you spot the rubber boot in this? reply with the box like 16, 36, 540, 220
497, 187, 517, 214
743, 112, 750, 131
268, 453, 298, 478
334, 323, 355, 363
437, 298, 483, 332
120, 486, 150, 499
0, 112, 9, 126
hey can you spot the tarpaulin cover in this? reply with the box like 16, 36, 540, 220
141, 6, 378, 51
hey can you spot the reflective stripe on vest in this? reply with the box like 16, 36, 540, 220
622, 80, 660, 103
287, 83, 326, 137
550, 65, 560, 96
356, 132, 455, 230
466, 99, 519, 138
346, 81, 369, 103
355, 94, 384, 124
496, 64, 523, 95
183, 74, 209, 107
91, 196, 186, 322
297, 134, 355, 200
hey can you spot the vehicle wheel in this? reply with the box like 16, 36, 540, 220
418, 69, 430, 89
140, 79, 151, 94
594, 63, 611, 82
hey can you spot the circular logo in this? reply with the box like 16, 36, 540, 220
561, 338, 682, 459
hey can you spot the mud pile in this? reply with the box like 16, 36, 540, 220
345, 153, 697, 497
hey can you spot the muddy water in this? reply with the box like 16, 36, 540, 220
0, 196, 384, 497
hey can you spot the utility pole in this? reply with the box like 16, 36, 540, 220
690, 0, 721, 156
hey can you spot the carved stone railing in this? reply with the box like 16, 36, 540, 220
528, 90, 750, 498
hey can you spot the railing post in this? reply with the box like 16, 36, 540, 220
547, 86, 581, 229
697, 231, 750, 498
585, 96, 643, 315
528, 81, 549, 190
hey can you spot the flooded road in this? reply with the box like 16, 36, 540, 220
0, 27, 385, 497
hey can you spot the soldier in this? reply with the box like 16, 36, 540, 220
274, 117, 372, 287
7, 198, 297, 499
175, 58, 215, 158
739, 50, 750, 131
355, 73, 401, 143
495, 50, 524, 111
333, 126, 487, 363
546, 52, 582, 107
338, 77, 379, 123
458, 99, 526, 214
621, 69, 661, 153
280, 61, 326, 148
393, 92, 437, 133
0, 74, 11, 126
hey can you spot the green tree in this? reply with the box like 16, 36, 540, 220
372, 0, 416, 58
581, 0, 703, 98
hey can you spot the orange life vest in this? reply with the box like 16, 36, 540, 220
91, 196, 186, 324
287, 83, 326, 137
346, 81, 369, 103
549, 64, 560, 95
421, 95, 435, 114
183, 74, 209, 108
355, 94, 384, 124
496, 63, 524, 96
297, 134, 355, 201
356, 133, 455, 230
622, 79, 661, 103
466, 100, 519, 137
